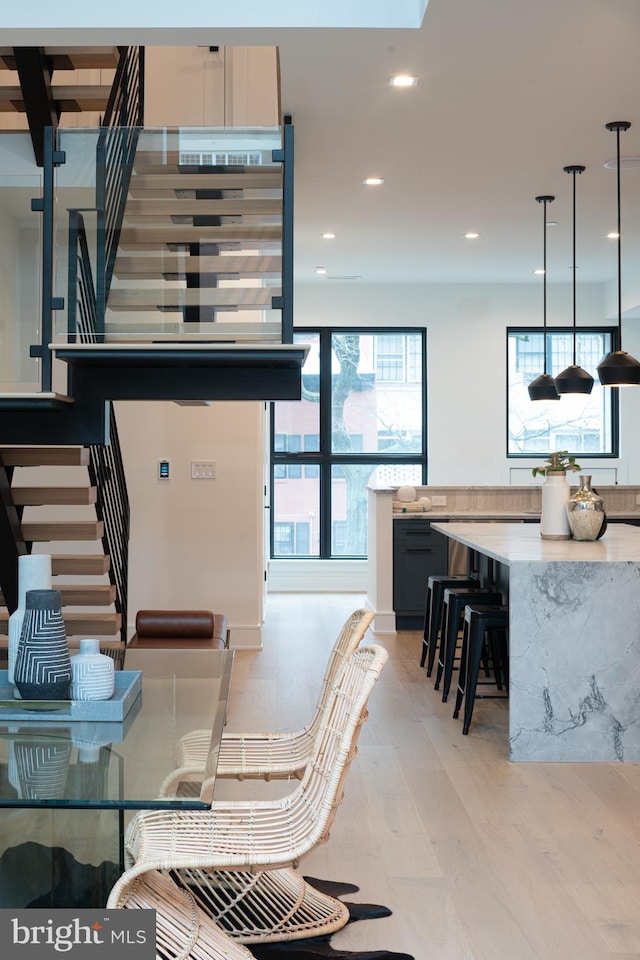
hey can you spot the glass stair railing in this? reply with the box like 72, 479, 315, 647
59, 124, 289, 348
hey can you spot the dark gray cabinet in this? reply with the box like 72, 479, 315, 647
393, 519, 449, 628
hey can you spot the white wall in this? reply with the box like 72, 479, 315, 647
116, 400, 266, 648
293, 279, 640, 484
144, 47, 279, 126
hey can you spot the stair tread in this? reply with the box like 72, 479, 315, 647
0, 84, 112, 112
0, 610, 121, 636
113, 254, 282, 280
0, 47, 119, 71
118, 224, 281, 249
59, 584, 117, 606
12, 486, 97, 506
0, 446, 89, 467
125, 198, 281, 218
129, 172, 281, 192
23, 520, 104, 541
108, 287, 279, 310
52, 555, 111, 575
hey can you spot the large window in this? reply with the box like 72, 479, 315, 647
507, 327, 618, 456
271, 328, 427, 558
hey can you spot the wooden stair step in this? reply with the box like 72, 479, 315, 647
11, 486, 97, 506
125, 198, 281, 218
113, 254, 282, 280
0, 85, 112, 112
59, 584, 116, 606
133, 155, 278, 171
118, 224, 281, 250
0, 47, 119, 71
52, 555, 111, 575
64, 612, 121, 636
108, 287, 279, 311
0, 446, 89, 467
23, 520, 104, 542
129, 172, 282, 191
0, 611, 121, 637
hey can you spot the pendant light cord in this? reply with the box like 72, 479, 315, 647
536, 195, 554, 377
562, 165, 585, 367
572, 169, 577, 365
616, 124, 622, 340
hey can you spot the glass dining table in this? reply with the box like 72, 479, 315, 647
0, 648, 234, 907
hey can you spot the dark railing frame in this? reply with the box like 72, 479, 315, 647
88, 404, 130, 644
30, 125, 65, 391
0, 458, 28, 613
271, 117, 293, 344
95, 46, 144, 338
67, 210, 99, 344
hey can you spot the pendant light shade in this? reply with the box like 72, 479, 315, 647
555, 165, 594, 395
528, 195, 559, 401
597, 121, 640, 387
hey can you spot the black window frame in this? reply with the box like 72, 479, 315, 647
506, 325, 620, 459
270, 326, 427, 559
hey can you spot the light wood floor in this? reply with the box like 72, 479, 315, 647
217, 593, 640, 960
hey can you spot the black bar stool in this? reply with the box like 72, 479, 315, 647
435, 586, 503, 701
420, 573, 478, 674
453, 603, 509, 735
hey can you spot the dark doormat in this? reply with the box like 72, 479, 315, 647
246, 876, 415, 960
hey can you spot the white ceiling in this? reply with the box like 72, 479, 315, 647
6, 0, 640, 294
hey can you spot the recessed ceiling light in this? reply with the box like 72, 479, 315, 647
607, 232, 620, 239
546, 220, 558, 226
321, 232, 336, 240
315, 267, 327, 275
363, 177, 384, 186
389, 75, 418, 87
534, 269, 545, 275
603, 156, 640, 169
464, 232, 480, 239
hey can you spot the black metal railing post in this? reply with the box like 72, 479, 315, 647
88, 404, 130, 644
0, 456, 28, 613
95, 46, 144, 338
272, 117, 293, 344
31, 125, 65, 389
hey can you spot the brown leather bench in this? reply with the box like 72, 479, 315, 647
127, 610, 228, 650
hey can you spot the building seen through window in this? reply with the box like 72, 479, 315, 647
271, 329, 427, 558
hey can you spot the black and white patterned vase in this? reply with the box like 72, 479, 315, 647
14, 590, 71, 701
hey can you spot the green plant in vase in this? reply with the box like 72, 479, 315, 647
531, 451, 581, 478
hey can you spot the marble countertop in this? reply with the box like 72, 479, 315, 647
430, 520, 640, 564
393, 510, 640, 521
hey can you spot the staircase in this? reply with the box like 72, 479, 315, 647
0, 445, 124, 654
103, 135, 285, 343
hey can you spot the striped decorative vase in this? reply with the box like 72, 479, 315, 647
8, 554, 52, 688
70, 638, 115, 701
14, 590, 71, 701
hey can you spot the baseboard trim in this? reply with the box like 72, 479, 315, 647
268, 559, 367, 592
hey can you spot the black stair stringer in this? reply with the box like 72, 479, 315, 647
0, 395, 108, 445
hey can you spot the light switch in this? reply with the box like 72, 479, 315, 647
158, 459, 170, 480
191, 460, 216, 479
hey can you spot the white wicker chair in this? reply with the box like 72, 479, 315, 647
106, 868, 255, 960
107, 645, 388, 948
165, 607, 375, 787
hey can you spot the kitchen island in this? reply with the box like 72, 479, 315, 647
431, 521, 640, 762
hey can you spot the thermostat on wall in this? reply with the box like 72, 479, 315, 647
158, 459, 170, 480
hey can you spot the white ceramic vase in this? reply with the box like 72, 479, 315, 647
540, 471, 571, 541
70, 638, 115, 701
8, 554, 52, 688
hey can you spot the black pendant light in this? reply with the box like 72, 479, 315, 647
597, 121, 640, 387
528, 195, 559, 401
555, 165, 594, 395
